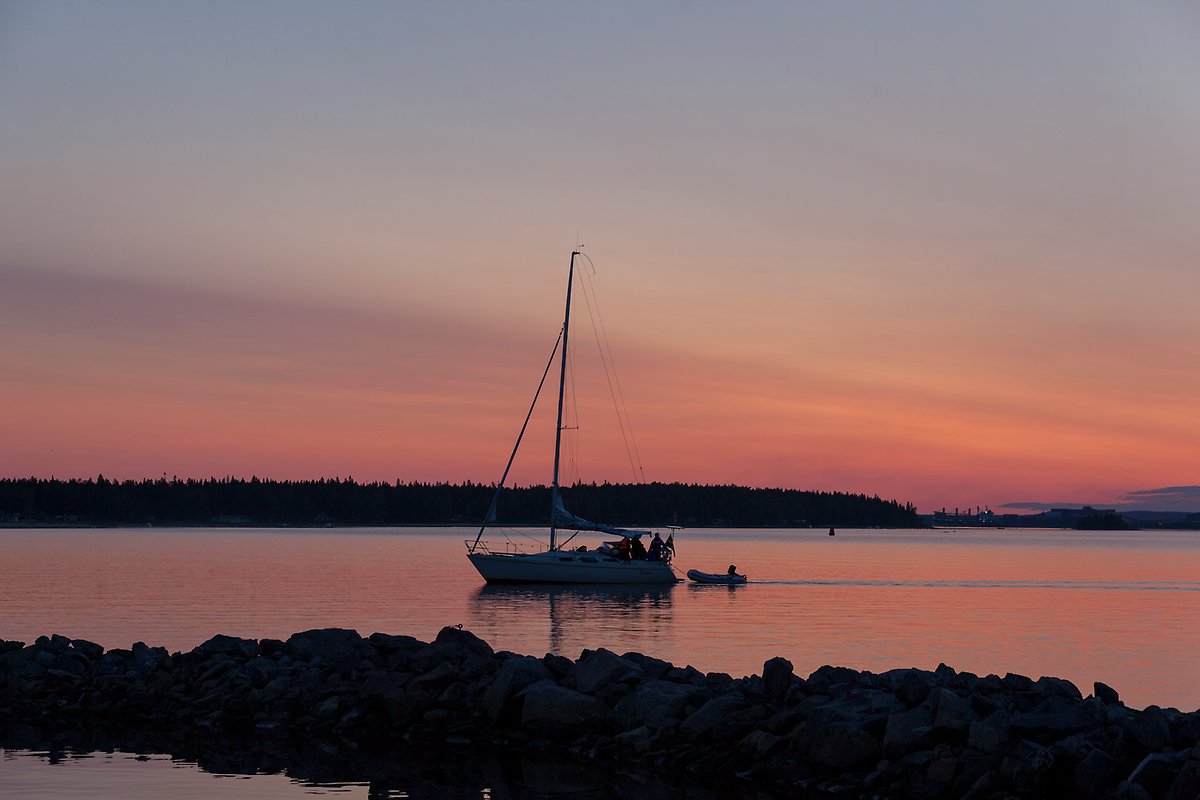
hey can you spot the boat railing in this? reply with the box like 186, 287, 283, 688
465, 539, 534, 556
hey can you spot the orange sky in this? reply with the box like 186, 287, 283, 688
2, 3, 1199, 513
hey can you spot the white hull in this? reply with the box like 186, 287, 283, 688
468, 550, 678, 584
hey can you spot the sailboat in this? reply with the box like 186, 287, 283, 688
466, 251, 679, 584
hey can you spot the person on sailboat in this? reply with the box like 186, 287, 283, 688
617, 536, 632, 561
648, 532, 665, 561
630, 534, 647, 561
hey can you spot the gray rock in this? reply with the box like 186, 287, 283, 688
481, 656, 550, 723
574, 648, 642, 694
520, 681, 605, 731
762, 656, 794, 702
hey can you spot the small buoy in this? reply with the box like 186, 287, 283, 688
828, 527, 836, 536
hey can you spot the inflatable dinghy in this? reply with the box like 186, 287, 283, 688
686, 569, 748, 585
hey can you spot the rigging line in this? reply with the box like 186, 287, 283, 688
577, 264, 639, 482
580, 255, 647, 482
470, 329, 563, 553
577, 257, 643, 481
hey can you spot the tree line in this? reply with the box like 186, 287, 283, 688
0, 476, 922, 528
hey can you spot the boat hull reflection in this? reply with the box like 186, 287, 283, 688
468, 584, 677, 658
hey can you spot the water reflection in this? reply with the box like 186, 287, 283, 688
467, 585, 675, 657
1, 724, 770, 799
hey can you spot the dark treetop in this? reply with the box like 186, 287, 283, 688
0, 476, 921, 528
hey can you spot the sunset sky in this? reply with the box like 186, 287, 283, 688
2, 2, 1198, 514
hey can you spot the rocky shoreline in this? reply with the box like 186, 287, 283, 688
3, 628, 1199, 799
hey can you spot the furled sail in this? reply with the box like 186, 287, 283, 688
553, 496, 650, 537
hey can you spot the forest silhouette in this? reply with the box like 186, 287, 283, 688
0, 477, 920, 528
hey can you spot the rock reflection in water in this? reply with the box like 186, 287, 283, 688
1, 724, 760, 799
466, 585, 677, 658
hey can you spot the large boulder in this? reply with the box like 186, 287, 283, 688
883, 704, 935, 759
193, 634, 259, 661
481, 656, 550, 723
762, 656, 794, 702
680, 695, 748, 740
611, 679, 701, 730
434, 626, 493, 659
573, 648, 642, 694
285, 629, 365, 663
1127, 705, 1172, 753
520, 681, 606, 731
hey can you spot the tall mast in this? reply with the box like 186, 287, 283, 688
549, 250, 578, 551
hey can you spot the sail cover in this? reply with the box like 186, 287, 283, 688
552, 496, 650, 537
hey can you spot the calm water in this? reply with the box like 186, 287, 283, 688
3, 526, 1199, 796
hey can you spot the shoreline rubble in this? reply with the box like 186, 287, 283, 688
3, 628, 1199, 799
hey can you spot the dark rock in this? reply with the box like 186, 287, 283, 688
520, 681, 606, 731
1076, 747, 1119, 797
193, 635, 259, 661
410, 662, 458, 693
0, 639, 24, 654
933, 688, 977, 734
611, 680, 698, 730
69, 639, 104, 659
541, 653, 572, 680
481, 656, 550, 724
433, 626, 493, 659
1011, 694, 1093, 739
259, 638, 286, 657
1095, 681, 1121, 705
890, 668, 934, 707
663, 664, 705, 685
969, 709, 1011, 754
1034, 675, 1082, 700
739, 729, 783, 758
621, 651, 672, 680
1002, 672, 1035, 692
1127, 705, 1172, 753
680, 695, 747, 740
285, 629, 364, 663
1164, 759, 1200, 800
809, 720, 880, 770
574, 648, 642, 694
1125, 752, 1186, 798
1003, 739, 1055, 794
883, 704, 934, 759
762, 656, 793, 701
